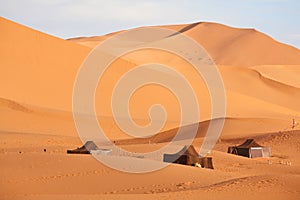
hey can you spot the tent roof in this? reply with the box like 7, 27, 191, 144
83, 141, 99, 150
236, 139, 262, 148
177, 145, 199, 156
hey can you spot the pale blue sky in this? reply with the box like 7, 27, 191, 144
1, 0, 300, 49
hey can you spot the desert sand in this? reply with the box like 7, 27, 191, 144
0, 17, 300, 199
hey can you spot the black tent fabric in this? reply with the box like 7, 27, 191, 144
163, 145, 214, 169
236, 139, 262, 148
228, 139, 271, 158
67, 141, 99, 154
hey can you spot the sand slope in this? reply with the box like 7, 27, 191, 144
0, 17, 90, 111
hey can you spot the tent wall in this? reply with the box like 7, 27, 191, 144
163, 154, 182, 163
228, 146, 237, 154
163, 154, 200, 166
262, 147, 272, 157
249, 148, 263, 158
250, 147, 271, 158
236, 148, 250, 157
163, 154, 214, 169
199, 157, 214, 169
67, 149, 90, 154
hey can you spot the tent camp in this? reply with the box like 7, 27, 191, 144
67, 141, 99, 154
163, 145, 214, 169
228, 139, 271, 158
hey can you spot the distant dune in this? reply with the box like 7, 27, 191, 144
70, 22, 300, 66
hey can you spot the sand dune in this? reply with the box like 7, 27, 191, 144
251, 65, 300, 88
0, 17, 90, 111
67, 30, 124, 48
175, 22, 300, 66
1, 17, 299, 119
1, 17, 300, 199
70, 22, 300, 66
219, 65, 300, 113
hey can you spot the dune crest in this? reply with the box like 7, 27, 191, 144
70, 22, 300, 66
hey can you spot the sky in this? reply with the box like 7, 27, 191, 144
1, 0, 300, 49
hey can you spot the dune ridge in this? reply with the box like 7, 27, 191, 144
0, 97, 32, 113
70, 22, 300, 66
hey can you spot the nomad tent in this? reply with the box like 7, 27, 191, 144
67, 141, 99, 154
67, 141, 111, 155
163, 145, 214, 169
228, 139, 271, 158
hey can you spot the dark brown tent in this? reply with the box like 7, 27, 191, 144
228, 139, 271, 158
67, 141, 99, 154
163, 145, 214, 169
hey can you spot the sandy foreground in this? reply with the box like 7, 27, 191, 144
1, 17, 300, 199
0, 128, 299, 200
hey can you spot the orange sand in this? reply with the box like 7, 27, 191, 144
0, 17, 299, 199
